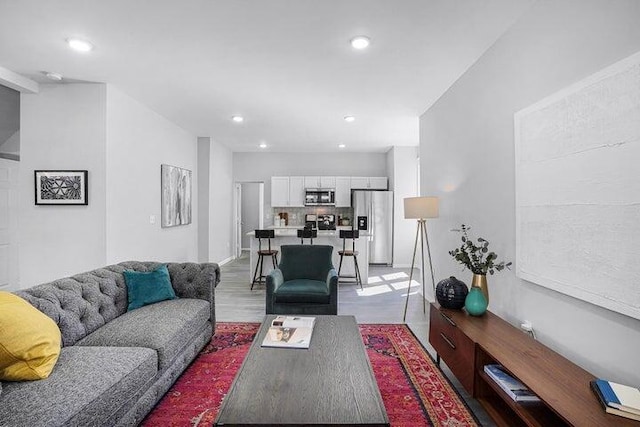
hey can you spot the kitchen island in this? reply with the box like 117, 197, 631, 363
247, 226, 369, 286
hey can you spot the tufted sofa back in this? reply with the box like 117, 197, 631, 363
16, 261, 219, 347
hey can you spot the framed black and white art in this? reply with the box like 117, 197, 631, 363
34, 170, 88, 205
161, 164, 192, 227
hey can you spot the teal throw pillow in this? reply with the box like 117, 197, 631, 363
124, 265, 176, 311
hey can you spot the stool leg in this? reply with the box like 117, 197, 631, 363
353, 254, 363, 290
338, 253, 344, 279
259, 254, 265, 285
251, 254, 262, 290
272, 253, 277, 269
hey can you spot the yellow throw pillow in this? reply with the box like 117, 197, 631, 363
0, 291, 62, 381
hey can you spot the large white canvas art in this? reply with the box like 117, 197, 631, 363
161, 164, 192, 227
515, 51, 640, 320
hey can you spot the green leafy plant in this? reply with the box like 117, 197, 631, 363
449, 224, 512, 275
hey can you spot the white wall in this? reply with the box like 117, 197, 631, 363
387, 147, 419, 267
241, 182, 261, 249
207, 139, 233, 264
234, 152, 387, 183
105, 86, 198, 264
197, 137, 210, 262
420, 0, 640, 385
20, 84, 107, 287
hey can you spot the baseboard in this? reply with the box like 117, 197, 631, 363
218, 256, 235, 266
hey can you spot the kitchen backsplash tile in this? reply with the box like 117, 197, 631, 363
272, 207, 353, 227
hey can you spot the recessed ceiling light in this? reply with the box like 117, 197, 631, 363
344, 116, 355, 123
232, 115, 244, 123
44, 72, 63, 81
338, 144, 346, 149
350, 36, 370, 50
67, 38, 94, 52
259, 142, 267, 149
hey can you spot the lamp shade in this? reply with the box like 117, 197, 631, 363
404, 196, 439, 219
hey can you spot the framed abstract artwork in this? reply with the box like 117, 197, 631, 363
34, 170, 88, 205
515, 50, 640, 320
161, 164, 192, 227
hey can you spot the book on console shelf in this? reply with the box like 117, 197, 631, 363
483, 364, 541, 402
261, 316, 316, 349
591, 379, 640, 421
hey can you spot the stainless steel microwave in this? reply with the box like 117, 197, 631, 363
304, 188, 335, 206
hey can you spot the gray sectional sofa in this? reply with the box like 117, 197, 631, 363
0, 261, 220, 427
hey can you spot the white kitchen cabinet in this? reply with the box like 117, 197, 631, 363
350, 176, 388, 190
369, 177, 388, 190
350, 177, 369, 189
271, 177, 290, 207
320, 176, 336, 188
288, 176, 305, 207
304, 176, 336, 188
271, 176, 305, 207
335, 176, 351, 207
304, 176, 320, 188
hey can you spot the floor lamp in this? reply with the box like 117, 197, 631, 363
402, 196, 439, 322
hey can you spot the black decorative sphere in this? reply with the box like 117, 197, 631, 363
436, 276, 468, 310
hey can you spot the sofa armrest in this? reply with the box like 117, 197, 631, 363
167, 262, 219, 325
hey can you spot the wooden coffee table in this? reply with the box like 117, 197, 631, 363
214, 315, 389, 426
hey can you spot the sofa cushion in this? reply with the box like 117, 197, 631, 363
124, 264, 176, 311
76, 298, 210, 371
273, 279, 331, 304
16, 276, 125, 347
0, 345, 157, 427
0, 292, 61, 381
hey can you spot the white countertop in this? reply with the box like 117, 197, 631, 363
266, 225, 353, 230
247, 227, 369, 237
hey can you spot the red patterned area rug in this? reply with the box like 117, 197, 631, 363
143, 322, 479, 427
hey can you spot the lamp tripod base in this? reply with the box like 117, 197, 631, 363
402, 219, 436, 323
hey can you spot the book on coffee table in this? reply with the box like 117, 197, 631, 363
261, 316, 315, 349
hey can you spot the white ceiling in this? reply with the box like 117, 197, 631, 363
0, 0, 532, 152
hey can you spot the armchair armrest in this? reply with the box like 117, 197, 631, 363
266, 269, 284, 314
327, 268, 338, 313
267, 268, 284, 293
167, 262, 219, 325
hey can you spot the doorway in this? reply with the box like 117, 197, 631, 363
234, 182, 264, 258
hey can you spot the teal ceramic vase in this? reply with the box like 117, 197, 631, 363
465, 286, 488, 316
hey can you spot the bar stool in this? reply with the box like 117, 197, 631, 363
297, 228, 317, 244
338, 230, 363, 289
251, 229, 278, 290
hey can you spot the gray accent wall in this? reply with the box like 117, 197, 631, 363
419, 0, 640, 385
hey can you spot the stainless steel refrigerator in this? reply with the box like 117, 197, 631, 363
352, 190, 393, 265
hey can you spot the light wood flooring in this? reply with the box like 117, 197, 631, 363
216, 251, 494, 426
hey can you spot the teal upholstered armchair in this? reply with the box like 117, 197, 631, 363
266, 245, 338, 315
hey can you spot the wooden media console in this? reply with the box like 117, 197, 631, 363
429, 303, 637, 426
